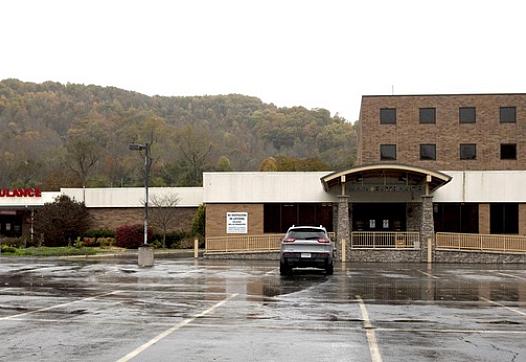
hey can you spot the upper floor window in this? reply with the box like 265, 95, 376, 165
500, 107, 516, 123
419, 108, 436, 124
380, 144, 397, 160
420, 144, 436, 160
459, 107, 476, 123
460, 143, 477, 160
380, 108, 396, 124
501, 143, 517, 160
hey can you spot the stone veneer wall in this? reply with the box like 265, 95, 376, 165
205, 204, 264, 238
435, 250, 526, 263
406, 203, 421, 231
88, 207, 196, 232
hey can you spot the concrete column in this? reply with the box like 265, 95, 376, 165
479, 204, 490, 234
337, 195, 350, 262
138, 246, 154, 267
420, 195, 434, 263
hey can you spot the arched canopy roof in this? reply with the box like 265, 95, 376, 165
321, 163, 452, 192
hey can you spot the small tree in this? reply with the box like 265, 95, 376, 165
149, 193, 180, 248
34, 195, 90, 247
191, 204, 205, 240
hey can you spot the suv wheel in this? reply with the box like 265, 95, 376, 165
280, 261, 291, 276
325, 262, 334, 275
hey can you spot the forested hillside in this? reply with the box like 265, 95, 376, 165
0, 79, 357, 189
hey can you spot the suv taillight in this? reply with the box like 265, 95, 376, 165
283, 237, 296, 243
317, 238, 330, 243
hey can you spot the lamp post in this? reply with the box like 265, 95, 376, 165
129, 142, 153, 266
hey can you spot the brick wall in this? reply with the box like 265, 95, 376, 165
206, 204, 264, 237
478, 204, 490, 234
358, 94, 526, 170
88, 207, 196, 233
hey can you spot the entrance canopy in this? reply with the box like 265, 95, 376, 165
321, 163, 452, 192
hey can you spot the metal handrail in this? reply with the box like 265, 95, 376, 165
351, 231, 420, 249
436, 232, 526, 253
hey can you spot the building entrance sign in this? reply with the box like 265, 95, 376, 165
349, 184, 424, 193
0, 188, 42, 197
226, 212, 248, 234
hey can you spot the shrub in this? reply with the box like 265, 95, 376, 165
83, 229, 115, 238
152, 230, 188, 248
191, 204, 205, 238
116, 224, 153, 249
34, 195, 90, 247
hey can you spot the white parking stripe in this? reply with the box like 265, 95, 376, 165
497, 272, 526, 282
416, 270, 439, 279
480, 297, 526, 317
356, 295, 382, 362
0, 291, 120, 321
116, 293, 239, 362
264, 268, 278, 275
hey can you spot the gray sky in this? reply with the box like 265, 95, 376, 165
2, 0, 526, 121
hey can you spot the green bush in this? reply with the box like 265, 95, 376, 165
191, 204, 205, 238
0, 245, 17, 254
83, 229, 115, 238
152, 230, 188, 248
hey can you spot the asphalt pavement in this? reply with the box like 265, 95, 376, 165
0, 257, 525, 361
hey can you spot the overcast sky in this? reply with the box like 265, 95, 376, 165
2, 0, 526, 121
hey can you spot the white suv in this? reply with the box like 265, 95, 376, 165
279, 226, 334, 275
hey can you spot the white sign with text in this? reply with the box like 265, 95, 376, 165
226, 212, 248, 234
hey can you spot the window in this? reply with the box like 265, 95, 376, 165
419, 108, 436, 124
459, 107, 476, 123
460, 144, 476, 160
500, 107, 516, 123
490, 203, 518, 234
434, 203, 479, 233
501, 144, 517, 160
263, 204, 333, 233
380, 144, 396, 160
380, 108, 396, 124
420, 144, 436, 160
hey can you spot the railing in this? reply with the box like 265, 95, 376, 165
436, 232, 526, 253
205, 234, 284, 253
205, 232, 336, 254
351, 231, 420, 249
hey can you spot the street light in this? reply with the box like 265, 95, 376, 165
129, 143, 153, 265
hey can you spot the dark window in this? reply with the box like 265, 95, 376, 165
380, 108, 396, 124
501, 144, 517, 160
380, 144, 396, 160
490, 203, 518, 234
419, 108, 436, 124
434, 203, 479, 233
500, 107, 516, 123
460, 144, 476, 160
459, 107, 476, 123
420, 144, 436, 160
263, 204, 333, 233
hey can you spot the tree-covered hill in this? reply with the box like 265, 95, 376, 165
0, 79, 357, 188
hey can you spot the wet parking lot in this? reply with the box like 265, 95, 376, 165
0, 257, 525, 361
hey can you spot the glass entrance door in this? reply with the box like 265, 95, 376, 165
352, 203, 406, 232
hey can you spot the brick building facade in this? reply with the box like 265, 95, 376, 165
358, 94, 526, 170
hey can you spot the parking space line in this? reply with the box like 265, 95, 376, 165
264, 268, 278, 275
480, 297, 526, 317
416, 270, 439, 279
116, 293, 239, 362
0, 290, 121, 321
496, 272, 526, 282
356, 295, 382, 362
376, 327, 526, 334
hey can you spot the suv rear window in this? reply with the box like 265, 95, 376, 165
287, 229, 326, 240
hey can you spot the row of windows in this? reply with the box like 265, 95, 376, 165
380, 106, 517, 124
380, 143, 518, 161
